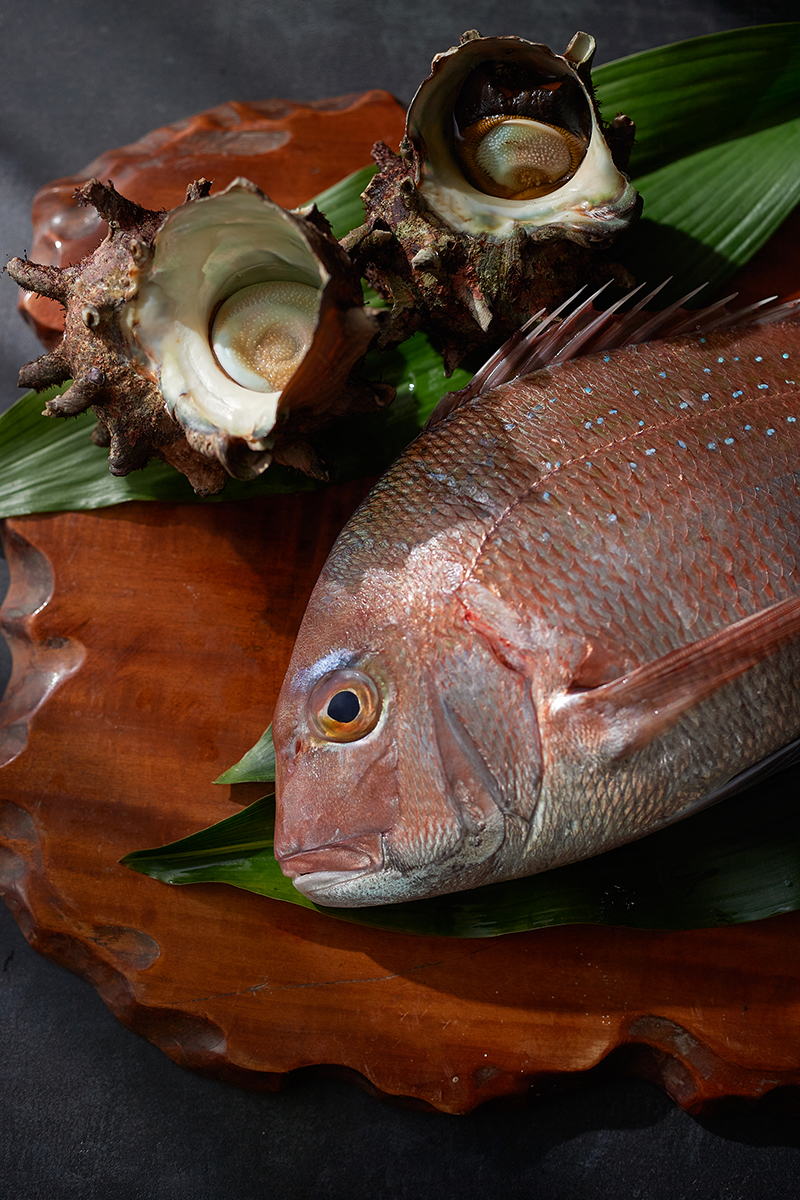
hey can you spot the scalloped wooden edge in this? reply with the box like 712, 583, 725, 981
0, 523, 84, 766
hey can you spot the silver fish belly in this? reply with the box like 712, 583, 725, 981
272, 319, 800, 907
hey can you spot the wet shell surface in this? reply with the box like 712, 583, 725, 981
346, 30, 640, 373
8, 178, 391, 494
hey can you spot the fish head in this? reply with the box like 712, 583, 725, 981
273, 551, 544, 908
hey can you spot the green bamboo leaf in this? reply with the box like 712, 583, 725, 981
122, 794, 315, 908
216, 725, 276, 784
311, 164, 377, 240
594, 24, 800, 301
594, 23, 800, 177
122, 762, 800, 937
625, 120, 800, 301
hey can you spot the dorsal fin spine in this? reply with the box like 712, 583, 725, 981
425, 286, 800, 430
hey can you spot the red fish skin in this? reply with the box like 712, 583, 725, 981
273, 319, 800, 907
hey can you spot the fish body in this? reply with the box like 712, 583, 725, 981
273, 317, 800, 907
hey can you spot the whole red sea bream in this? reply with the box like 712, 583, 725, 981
273, 305, 800, 907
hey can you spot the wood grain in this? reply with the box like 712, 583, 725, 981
2, 92, 799, 1114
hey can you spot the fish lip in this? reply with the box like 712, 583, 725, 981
290, 868, 374, 903
277, 834, 382, 881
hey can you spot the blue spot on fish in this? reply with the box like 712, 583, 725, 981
732, 390, 743, 397
645, 448, 656, 456
603, 355, 610, 362
718, 357, 725, 363
584, 387, 593, 394
658, 371, 666, 378
608, 513, 618, 522
701, 392, 710, 400
703, 368, 711, 373
788, 416, 797, 423
609, 409, 618, 415
678, 440, 687, 448
758, 383, 769, 389
767, 429, 776, 436
755, 356, 763, 362
783, 353, 790, 359
725, 437, 734, 445
707, 442, 717, 450
638, 420, 645, 427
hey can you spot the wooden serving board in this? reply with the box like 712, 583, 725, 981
2, 92, 800, 1116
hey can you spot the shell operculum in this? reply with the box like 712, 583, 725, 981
456, 116, 587, 200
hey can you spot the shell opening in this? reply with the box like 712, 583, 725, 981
446, 53, 591, 202
211, 280, 321, 392
127, 184, 330, 445
404, 35, 635, 238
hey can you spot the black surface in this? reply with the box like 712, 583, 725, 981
3, 2, 800, 1196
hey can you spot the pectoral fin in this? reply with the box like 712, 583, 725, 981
550, 595, 800, 760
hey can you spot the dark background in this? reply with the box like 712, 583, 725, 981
2, 2, 800, 1196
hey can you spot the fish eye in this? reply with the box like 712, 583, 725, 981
308, 669, 382, 743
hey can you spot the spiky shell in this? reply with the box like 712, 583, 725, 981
345, 30, 640, 373
9, 178, 392, 494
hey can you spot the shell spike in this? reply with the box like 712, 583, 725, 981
7, 257, 71, 306
76, 178, 149, 232
108, 434, 149, 477
184, 178, 213, 203
18, 349, 71, 391
44, 369, 105, 417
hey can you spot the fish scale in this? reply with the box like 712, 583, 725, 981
273, 313, 800, 907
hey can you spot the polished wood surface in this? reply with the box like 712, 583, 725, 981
1, 93, 799, 1115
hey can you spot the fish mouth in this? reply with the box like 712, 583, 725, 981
277, 833, 382, 888
290, 868, 375, 903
